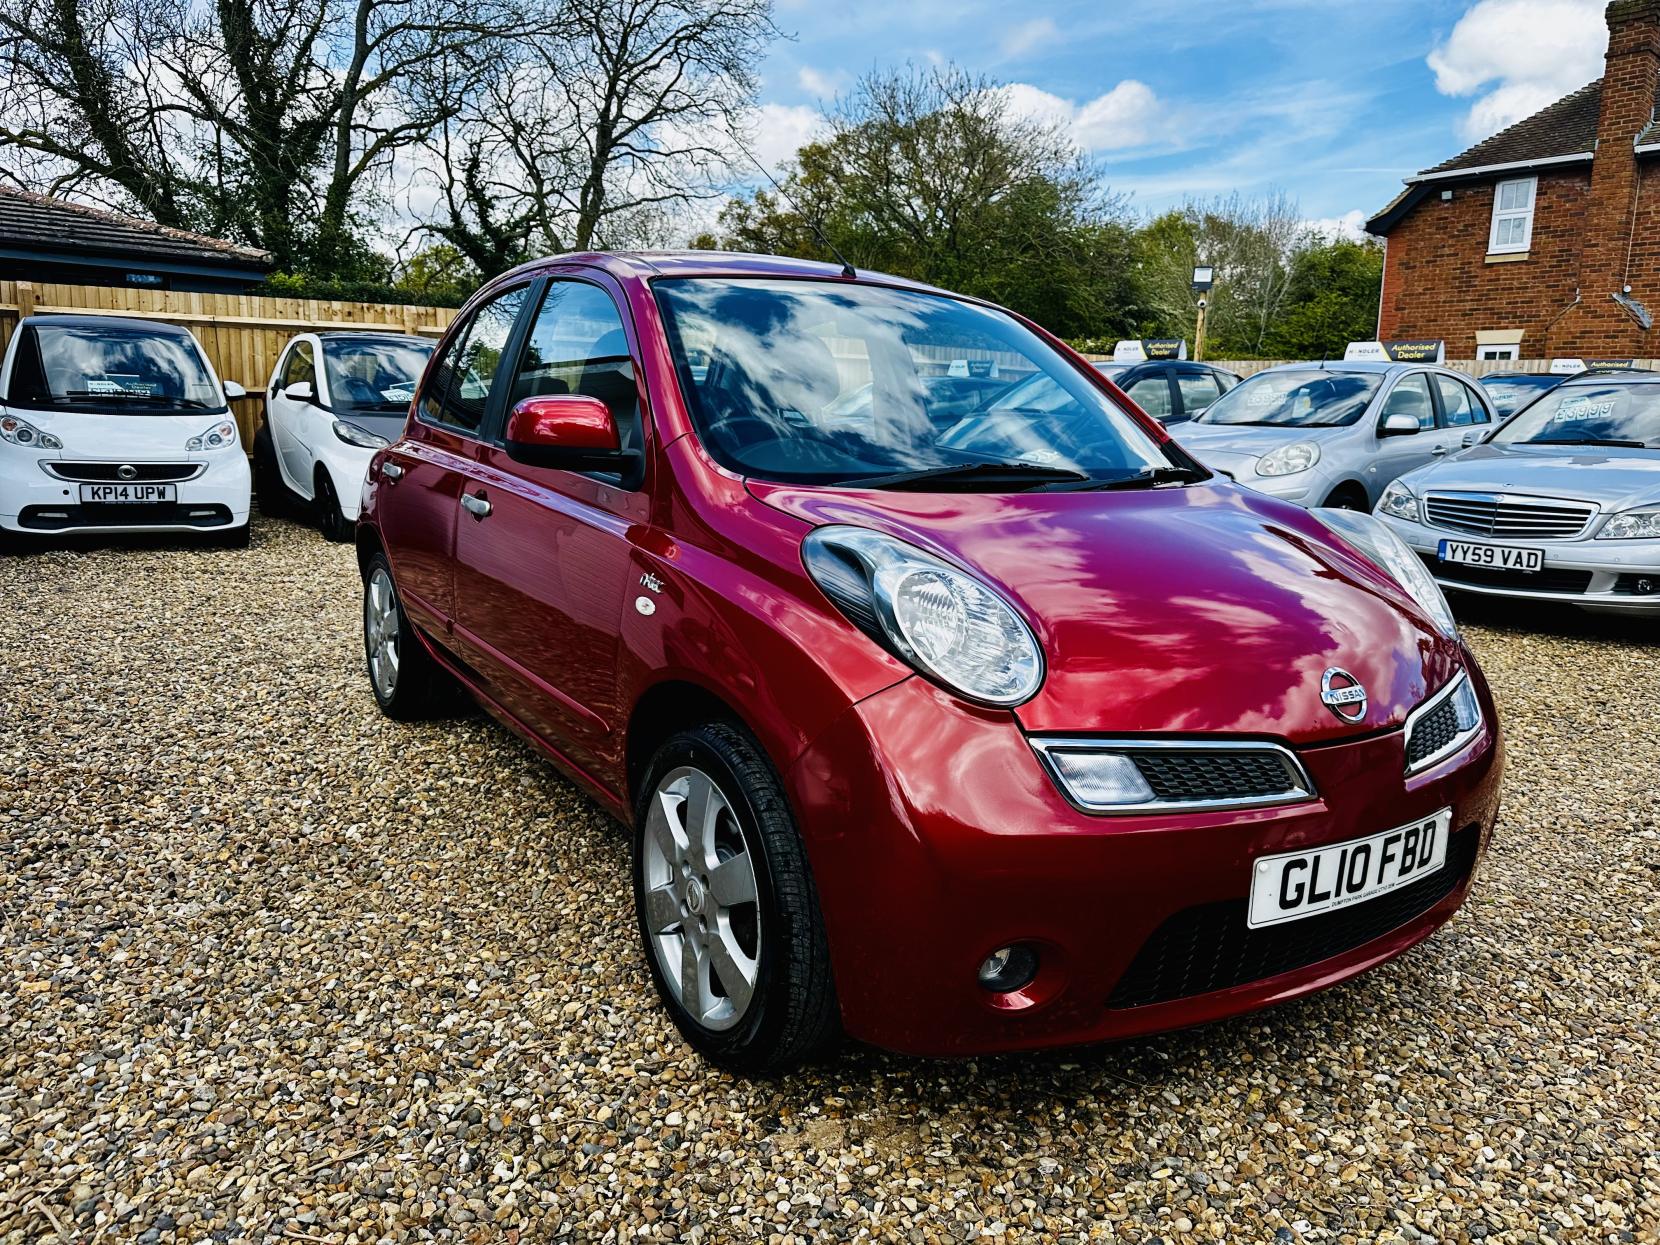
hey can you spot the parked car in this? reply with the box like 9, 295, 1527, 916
1175, 361, 1500, 509
1376, 370, 1660, 613
1093, 359, 1242, 425
356, 252, 1502, 1072
1477, 370, 1565, 418
0, 313, 251, 547
255, 332, 434, 540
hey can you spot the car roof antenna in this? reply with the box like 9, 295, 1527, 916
729, 131, 857, 279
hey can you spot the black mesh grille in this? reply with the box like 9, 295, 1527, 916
1425, 556, 1593, 595
1107, 827, 1479, 1010
1405, 695, 1460, 768
1129, 751, 1300, 802
51, 462, 199, 482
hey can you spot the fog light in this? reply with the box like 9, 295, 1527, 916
977, 944, 1039, 993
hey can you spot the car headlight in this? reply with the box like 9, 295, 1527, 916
1596, 508, 1660, 540
1315, 508, 1458, 637
1256, 441, 1320, 477
803, 525, 1043, 706
1376, 479, 1422, 522
333, 420, 390, 450
186, 420, 239, 451
0, 414, 63, 449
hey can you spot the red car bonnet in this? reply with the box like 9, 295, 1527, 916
747, 479, 1462, 746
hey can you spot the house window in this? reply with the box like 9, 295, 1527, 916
1488, 177, 1536, 254
1478, 344, 1520, 361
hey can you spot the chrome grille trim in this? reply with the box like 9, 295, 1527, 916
1403, 671, 1483, 775
41, 462, 204, 483
1029, 737, 1316, 816
1423, 491, 1595, 539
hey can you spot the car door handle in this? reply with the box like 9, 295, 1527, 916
381, 461, 404, 481
461, 491, 492, 519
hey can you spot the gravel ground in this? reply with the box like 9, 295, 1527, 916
1, 516, 1657, 1245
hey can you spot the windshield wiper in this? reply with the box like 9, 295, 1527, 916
1526, 437, 1648, 449
1061, 465, 1208, 491
845, 460, 1090, 490
57, 390, 214, 409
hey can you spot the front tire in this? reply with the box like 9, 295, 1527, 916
1321, 485, 1369, 511
362, 552, 456, 719
316, 469, 353, 543
634, 722, 839, 1073
252, 424, 299, 518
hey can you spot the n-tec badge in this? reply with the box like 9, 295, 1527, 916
640, 572, 664, 593
1320, 668, 1368, 723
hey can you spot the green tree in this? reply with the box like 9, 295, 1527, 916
710, 64, 1143, 340
1263, 237, 1384, 359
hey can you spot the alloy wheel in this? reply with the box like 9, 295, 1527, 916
640, 765, 762, 1031
365, 567, 401, 698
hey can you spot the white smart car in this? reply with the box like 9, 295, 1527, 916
254, 332, 432, 540
0, 314, 251, 548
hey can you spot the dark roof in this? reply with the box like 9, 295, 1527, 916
0, 187, 271, 270
1421, 80, 1601, 175
1367, 80, 1602, 235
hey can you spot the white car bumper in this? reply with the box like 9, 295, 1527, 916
1379, 513, 1660, 613
1, 448, 252, 536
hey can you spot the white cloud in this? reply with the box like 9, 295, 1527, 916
999, 17, 1058, 59
996, 79, 1171, 152
797, 66, 842, 98
1304, 209, 1367, 242
749, 102, 825, 172
1428, 0, 1606, 141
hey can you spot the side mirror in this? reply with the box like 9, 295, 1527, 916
223, 380, 247, 401
283, 380, 315, 404
1380, 412, 1421, 436
505, 395, 631, 471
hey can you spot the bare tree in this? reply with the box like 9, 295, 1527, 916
0, 0, 524, 273
417, 0, 778, 273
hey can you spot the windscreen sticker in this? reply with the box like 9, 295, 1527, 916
1552, 396, 1615, 422
86, 375, 161, 396
380, 385, 415, 403
1245, 387, 1280, 406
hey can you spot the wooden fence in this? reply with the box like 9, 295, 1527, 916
0, 280, 458, 446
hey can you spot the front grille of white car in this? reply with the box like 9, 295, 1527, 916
1423, 492, 1595, 539
43, 462, 204, 483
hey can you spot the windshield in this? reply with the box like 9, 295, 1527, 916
323, 338, 433, 413
1197, 370, 1381, 427
1493, 382, 1660, 448
1480, 374, 1560, 416
7, 323, 221, 413
653, 278, 1170, 486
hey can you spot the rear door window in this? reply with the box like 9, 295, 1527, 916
1175, 370, 1223, 415
1435, 375, 1490, 427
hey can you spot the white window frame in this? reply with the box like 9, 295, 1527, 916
1488, 177, 1536, 255
1477, 343, 1520, 361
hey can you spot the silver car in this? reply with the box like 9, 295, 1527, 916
1375, 371, 1660, 615
1176, 361, 1500, 509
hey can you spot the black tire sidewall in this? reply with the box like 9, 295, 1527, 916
318, 471, 350, 542
633, 725, 820, 1071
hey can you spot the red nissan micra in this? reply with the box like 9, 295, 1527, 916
356, 252, 1503, 1072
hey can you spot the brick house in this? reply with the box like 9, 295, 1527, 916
1367, 0, 1660, 361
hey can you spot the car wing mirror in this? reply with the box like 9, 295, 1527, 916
223, 380, 247, 401
505, 395, 633, 471
284, 380, 316, 403
1380, 412, 1421, 436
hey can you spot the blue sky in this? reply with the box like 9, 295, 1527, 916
747, 0, 1612, 236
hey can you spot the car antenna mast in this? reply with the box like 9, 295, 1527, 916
730, 132, 857, 280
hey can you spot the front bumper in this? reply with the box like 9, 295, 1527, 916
0, 449, 251, 535
788, 669, 1502, 1056
1380, 513, 1660, 612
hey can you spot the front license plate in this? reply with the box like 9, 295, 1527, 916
1247, 809, 1452, 929
1438, 539, 1543, 572
79, 483, 176, 504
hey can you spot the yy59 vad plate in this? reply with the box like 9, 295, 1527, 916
1438, 539, 1543, 573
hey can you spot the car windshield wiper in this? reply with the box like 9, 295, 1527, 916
844, 460, 1090, 490
56, 390, 214, 409
1060, 465, 1208, 491
1526, 436, 1649, 449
